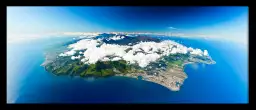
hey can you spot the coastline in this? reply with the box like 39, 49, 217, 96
39, 35, 217, 92
182, 62, 195, 67
9, 34, 247, 103
41, 58, 215, 91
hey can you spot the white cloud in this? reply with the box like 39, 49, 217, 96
68, 39, 100, 51
106, 35, 125, 41
59, 53, 67, 57
168, 27, 177, 30
59, 50, 76, 56
71, 55, 81, 60
101, 57, 110, 61
63, 32, 84, 35
203, 50, 209, 56
59, 38, 210, 68
111, 57, 122, 61
190, 49, 203, 56
63, 32, 100, 36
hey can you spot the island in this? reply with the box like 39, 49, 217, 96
41, 33, 216, 91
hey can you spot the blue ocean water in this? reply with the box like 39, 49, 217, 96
7, 36, 248, 103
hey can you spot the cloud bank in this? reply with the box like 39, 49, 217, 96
59, 38, 210, 68
106, 35, 125, 41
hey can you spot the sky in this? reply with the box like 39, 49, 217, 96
7, 6, 248, 44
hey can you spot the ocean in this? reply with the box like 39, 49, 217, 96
7, 36, 248, 103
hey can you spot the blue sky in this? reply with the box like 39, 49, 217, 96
7, 6, 248, 44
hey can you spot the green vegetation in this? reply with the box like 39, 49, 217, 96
81, 60, 135, 77
44, 52, 196, 78
155, 53, 190, 69
166, 60, 183, 67
45, 58, 136, 77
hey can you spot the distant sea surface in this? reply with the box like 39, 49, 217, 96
7, 36, 248, 103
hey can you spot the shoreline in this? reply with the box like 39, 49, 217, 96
182, 62, 195, 67
41, 59, 215, 91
